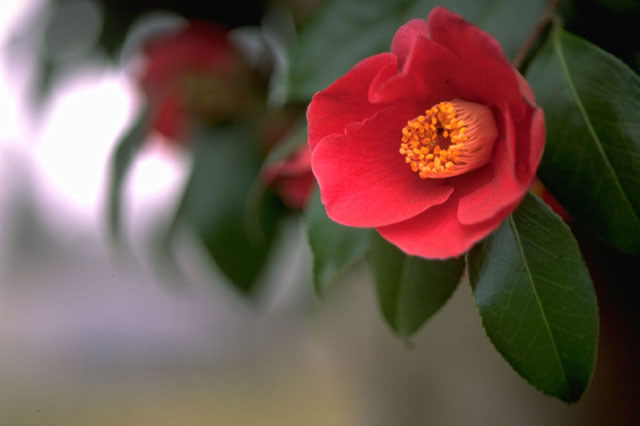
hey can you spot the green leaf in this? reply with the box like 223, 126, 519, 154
285, 0, 545, 101
467, 193, 599, 402
261, 115, 308, 168
106, 105, 150, 245
527, 28, 640, 254
369, 233, 464, 339
305, 188, 371, 295
286, 0, 397, 101
180, 125, 282, 294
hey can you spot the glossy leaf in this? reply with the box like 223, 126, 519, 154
305, 188, 371, 295
467, 193, 599, 402
369, 233, 464, 338
527, 28, 640, 254
286, 0, 545, 100
106, 105, 150, 245
180, 125, 282, 294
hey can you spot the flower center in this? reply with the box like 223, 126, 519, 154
399, 100, 498, 179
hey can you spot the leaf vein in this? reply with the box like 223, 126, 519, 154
508, 214, 568, 387
552, 29, 640, 227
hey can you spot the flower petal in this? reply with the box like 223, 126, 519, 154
377, 191, 514, 259
307, 53, 395, 150
522, 107, 546, 181
456, 105, 526, 224
369, 30, 461, 104
391, 18, 429, 67
512, 73, 545, 182
425, 7, 525, 115
312, 106, 454, 228
515, 71, 536, 106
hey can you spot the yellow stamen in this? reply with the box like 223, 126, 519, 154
399, 100, 498, 179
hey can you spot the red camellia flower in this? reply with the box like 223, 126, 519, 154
307, 7, 545, 258
138, 21, 251, 142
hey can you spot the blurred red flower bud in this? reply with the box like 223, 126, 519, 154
263, 144, 315, 210
137, 21, 253, 142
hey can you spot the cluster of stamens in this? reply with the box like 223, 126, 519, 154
399, 100, 496, 179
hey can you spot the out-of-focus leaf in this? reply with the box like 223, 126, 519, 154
31, 58, 55, 109
180, 124, 282, 294
259, 5, 297, 107
106, 105, 150, 245
261, 115, 307, 168
527, 28, 640, 254
467, 193, 599, 402
369, 233, 464, 338
285, 0, 545, 101
285, 0, 397, 101
305, 188, 371, 295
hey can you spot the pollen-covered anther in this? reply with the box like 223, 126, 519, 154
399, 99, 498, 179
